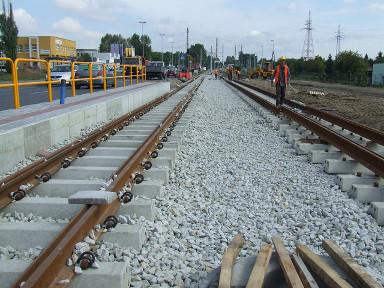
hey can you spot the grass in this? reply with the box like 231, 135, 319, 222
0, 67, 45, 82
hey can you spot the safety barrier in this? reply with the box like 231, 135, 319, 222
0, 58, 147, 109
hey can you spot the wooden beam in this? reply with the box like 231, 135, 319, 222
296, 245, 353, 288
246, 242, 273, 288
218, 233, 245, 288
292, 254, 320, 288
323, 239, 381, 288
272, 237, 304, 288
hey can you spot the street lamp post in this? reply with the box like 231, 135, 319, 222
170, 41, 175, 66
139, 21, 146, 58
160, 33, 165, 62
261, 45, 264, 62
271, 39, 275, 67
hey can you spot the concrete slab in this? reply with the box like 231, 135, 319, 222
71, 155, 126, 167
2, 197, 83, 219
69, 262, 130, 288
132, 179, 164, 198
68, 190, 117, 205
308, 150, 346, 164
86, 147, 136, 157
368, 202, 384, 225
0, 260, 33, 288
324, 159, 372, 174
335, 174, 380, 192
294, 143, 332, 155
31, 179, 104, 197
99, 224, 145, 251
99, 140, 143, 148
118, 198, 155, 221
152, 157, 174, 170
54, 166, 117, 180
142, 167, 169, 184
349, 184, 384, 203
0, 222, 65, 250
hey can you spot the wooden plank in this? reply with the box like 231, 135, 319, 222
246, 242, 273, 288
272, 237, 304, 288
218, 233, 245, 288
296, 245, 353, 288
323, 239, 382, 288
291, 254, 320, 288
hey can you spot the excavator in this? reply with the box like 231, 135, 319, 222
121, 47, 148, 76
251, 61, 274, 79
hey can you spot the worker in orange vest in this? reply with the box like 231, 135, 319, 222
228, 67, 233, 80
271, 56, 290, 110
237, 69, 241, 80
214, 68, 218, 79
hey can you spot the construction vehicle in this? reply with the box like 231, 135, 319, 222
250, 61, 274, 79
121, 47, 148, 76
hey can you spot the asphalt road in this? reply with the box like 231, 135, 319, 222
0, 78, 134, 111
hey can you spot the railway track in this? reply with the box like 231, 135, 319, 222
227, 78, 384, 224
0, 74, 383, 287
0, 77, 203, 287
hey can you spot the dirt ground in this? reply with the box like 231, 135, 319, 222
165, 75, 384, 133
244, 78, 384, 133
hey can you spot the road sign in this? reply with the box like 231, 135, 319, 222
180, 54, 185, 60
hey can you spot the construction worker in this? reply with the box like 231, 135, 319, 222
228, 67, 233, 80
214, 68, 218, 79
271, 56, 290, 110
237, 69, 241, 80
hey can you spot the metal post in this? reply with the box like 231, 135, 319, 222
160, 33, 165, 62
170, 41, 175, 66
60, 79, 66, 104
139, 21, 146, 58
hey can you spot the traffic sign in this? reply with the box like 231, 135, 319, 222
180, 54, 185, 60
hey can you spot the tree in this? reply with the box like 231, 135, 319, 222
99, 33, 128, 53
374, 51, 384, 63
128, 33, 151, 58
0, 0, 18, 71
336, 50, 368, 75
77, 53, 92, 62
325, 54, 334, 75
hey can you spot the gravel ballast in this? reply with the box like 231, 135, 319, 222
127, 76, 384, 287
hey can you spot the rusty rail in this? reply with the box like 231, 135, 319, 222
227, 80, 384, 179
11, 78, 203, 288
235, 79, 384, 146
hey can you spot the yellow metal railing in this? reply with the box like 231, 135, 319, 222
2, 58, 147, 109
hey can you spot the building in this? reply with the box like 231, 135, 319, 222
76, 48, 98, 62
17, 36, 76, 66
372, 63, 384, 85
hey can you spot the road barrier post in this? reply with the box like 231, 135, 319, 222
60, 79, 66, 104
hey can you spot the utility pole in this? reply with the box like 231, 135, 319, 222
301, 11, 315, 60
170, 41, 175, 66
160, 33, 165, 62
139, 21, 146, 58
210, 46, 213, 73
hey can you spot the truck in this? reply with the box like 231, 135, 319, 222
146, 61, 166, 80
121, 47, 148, 76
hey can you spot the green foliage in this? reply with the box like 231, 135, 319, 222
99, 34, 128, 53
374, 51, 384, 63
336, 50, 368, 75
0, 0, 18, 71
128, 33, 151, 58
77, 53, 92, 62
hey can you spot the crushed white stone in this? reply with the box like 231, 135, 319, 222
92, 76, 384, 287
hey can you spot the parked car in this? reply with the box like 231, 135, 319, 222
75, 64, 114, 89
45, 64, 77, 86
167, 67, 177, 78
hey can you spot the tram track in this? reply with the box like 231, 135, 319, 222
0, 74, 383, 287
0, 77, 203, 288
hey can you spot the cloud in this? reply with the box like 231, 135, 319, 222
368, 3, 384, 10
52, 17, 103, 48
13, 8, 37, 33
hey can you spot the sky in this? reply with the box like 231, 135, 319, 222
11, 0, 384, 61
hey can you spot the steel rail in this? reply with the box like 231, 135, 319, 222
235, 79, 384, 146
227, 80, 384, 179
11, 78, 203, 288
0, 84, 188, 210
